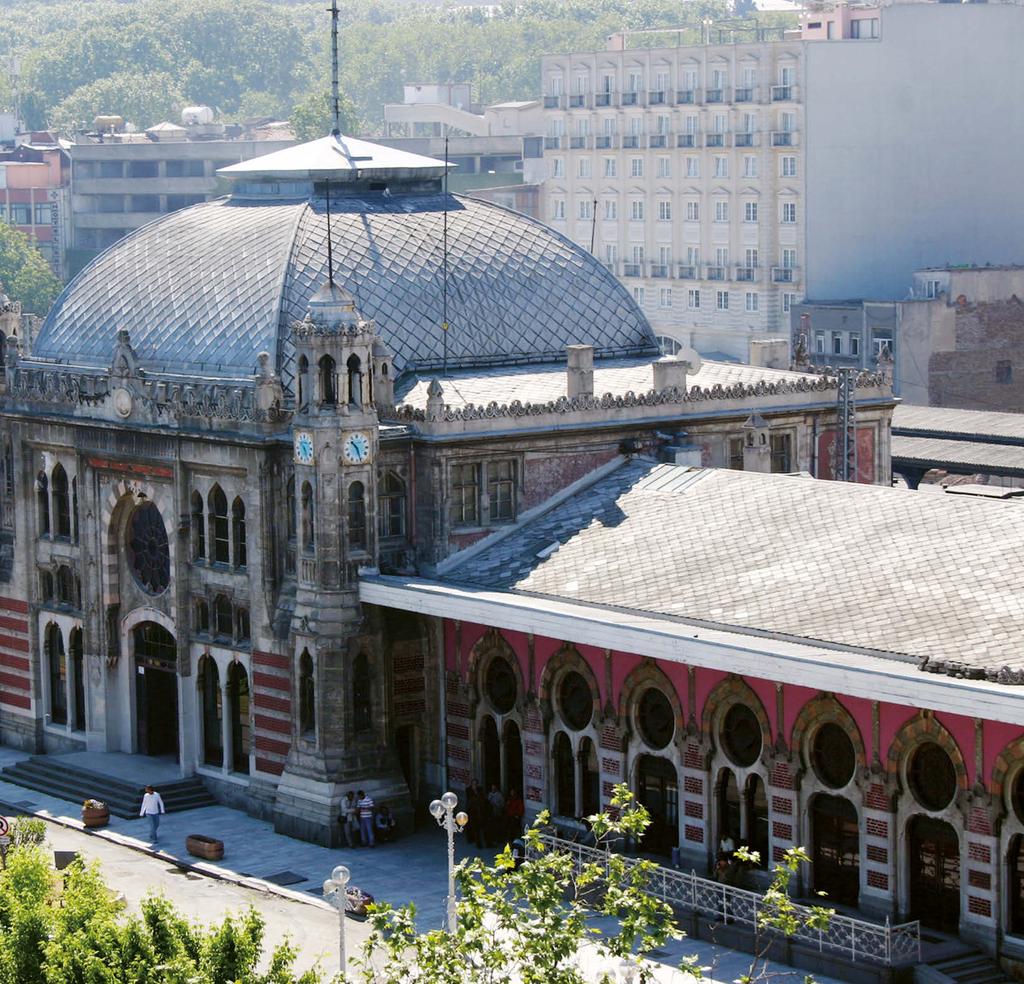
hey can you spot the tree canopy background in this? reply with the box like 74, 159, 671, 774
0, 0, 795, 133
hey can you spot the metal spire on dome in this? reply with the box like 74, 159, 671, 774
329, 0, 341, 137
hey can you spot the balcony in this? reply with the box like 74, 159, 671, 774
676, 265, 698, 280
623, 263, 642, 277
621, 91, 639, 106
705, 88, 725, 103
648, 90, 666, 105
676, 89, 696, 104
735, 266, 758, 282
569, 136, 590, 149
603, 261, 618, 275
771, 84, 794, 102
770, 131, 794, 147
568, 94, 586, 108
705, 133, 726, 148
594, 92, 613, 107
734, 132, 755, 147
595, 135, 616, 149
622, 135, 640, 149
543, 136, 562, 150
648, 134, 667, 148
677, 133, 696, 148
706, 266, 726, 281
543, 95, 561, 109
734, 87, 754, 103
650, 264, 669, 278
772, 266, 797, 283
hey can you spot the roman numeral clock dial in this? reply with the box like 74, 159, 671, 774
342, 431, 371, 465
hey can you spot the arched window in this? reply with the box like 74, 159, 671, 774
235, 606, 250, 644
51, 464, 71, 538
503, 719, 524, 798
56, 565, 75, 606
191, 490, 205, 560
231, 497, 246, 568
71, 476, 79, 542
347, 481, 366, 552
46, 623, 67, 726
208, 486, 229, 564
717, 768, 741, 850
318, 354, 337, 407
69, 627, 85, 731
198, 655, 222, 767
36, 471, 49, 537
579, 736, 599, 817
301, 481, 314, 551
745, 775, 769, 868
347, 353, 362, 407
297, 355, 309, 409
481, 714, 501, 791
194, 598, 210, 634
299, 649, 315, 735
39, 569, 53, 601
213, 595, 233, 639
227, 663, 250, 774
353, 652, 371, 733
553, 732, 575, 818
378, 472, 406, 538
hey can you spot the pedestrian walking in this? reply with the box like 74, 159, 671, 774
140, 785, 165, 843
339, 790, 360, 847
356, 789, 376, 847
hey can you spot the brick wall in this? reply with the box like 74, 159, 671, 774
0, 596, 31, 713
252, 649, 291, 776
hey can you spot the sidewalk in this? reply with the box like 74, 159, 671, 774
0, 746, 841, 983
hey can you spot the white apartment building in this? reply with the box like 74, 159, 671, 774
540, 38, 805, 359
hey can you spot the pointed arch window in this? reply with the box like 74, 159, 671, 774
36, 471, 49, 537
299, 649, 315, 735
347, 481, 366, 552
231, 497, 247, 568
191, 490, 205, 560
72, 475, 79, 543
318, 355, 337, 407
297, 355, 309, 410
46, 623, 67, 726
554, 732, 575, 818
213, 594, 233, 639
208, 486, 229, 564
51, 464, 71, 538
228, 663, 250, 774
347, 354, 363, 407
301, 482, 315, 552
198, 655, 222, 767
378, 472, 406, 538
70, 627, 85, 731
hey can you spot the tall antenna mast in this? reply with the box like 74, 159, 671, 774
329, 0, 341, 136
442, 135, 449, 376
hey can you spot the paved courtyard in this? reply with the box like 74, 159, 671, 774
0, 747, 842, 983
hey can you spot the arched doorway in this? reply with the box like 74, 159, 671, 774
579, 737, 599, 818
812, 794, 860, 907
637, 755, 678, 855
198, 656, 222, 767
227, 663, 250, 774
553, 731, 575, 817
133, 622, 178, 759
45, 623, 66, 726
69, 628, 85, 732
503, 720, 523, 797
717, 768, 741, 852
746, 775, 770, 869
1010, 835, 1024, 935
481, 715, 501, 793
909, 815, 960, 932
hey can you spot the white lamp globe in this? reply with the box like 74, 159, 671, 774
429, 799, 444, 819
441, 791, 458, 810
332, 865, 351, 885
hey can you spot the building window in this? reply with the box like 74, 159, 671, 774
451, 463, 480, 527
782, 202, 797, 224
208, 485, 229, 564
658, 201, 671, 221
235, 606, 250, 644
850, 335, 860, 357
833, 334, 843, 356
213, 595, 233, 639
128, 502, 171, 595
630, 158, 644, 178
551, 199, 565, 221
782, 156, 797, 178
745, 292, 759, 312
301, 481, 315, 551
633, 286, 646, 306
34, 203, 52, 225
46, 623, 67, 726
657, 157, 670, 178
659, 288, 673, 309
299, 649, 315, 736
603, 157, 616, 177
8, 204, 30, 225
636, 687, 674, 750
997, 361, 1013, 385
721, 704, 761, 767
348, 480, 367, 551
318, 354, 337, 406
728, 437, 744, 470
924, 279, 942, 299
686, 201, 699, 222
908, 742, 956, 811
227, 663, 250, 773
657, 335, 682, 356
487, 461, 516, 522
51, 464, 71, 539
378, 472, 406, 538
578, 158, 591, 179
743, 155, 758, 178
713, 157, 728, 178
850, 17, 879, 38
577, 198, 592, 220
231, 497, 246, 568
716, 290, 729, 311
603, 199, 617, 221
784, 293, 797, 313
744, 202, 758, 223
198, 655, 222, 766
770, 433, 792, 473
714, 201, 728, 223
816, 332, 825, 354
688, 289, 701, 310
685, 157, 699, 178
36, 471, 49, 537
194, 598, 210, 634
630, 200, 644, 221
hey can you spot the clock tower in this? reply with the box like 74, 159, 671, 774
275, 278, 405, 844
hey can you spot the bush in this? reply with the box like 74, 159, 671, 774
10, 818, 46, 850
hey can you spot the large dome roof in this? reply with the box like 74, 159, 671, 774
33, 192, 655, 391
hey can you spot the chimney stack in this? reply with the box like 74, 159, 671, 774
652, 354, 688, 394
566, 344, 594, 399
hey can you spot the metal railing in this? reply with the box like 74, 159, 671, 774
677, 264, 698, 280
648, 134, 667, 148
706, 265, 726, 281
543, 95, 561, 109
543, 136, 562, 150
735, 132, 755, 147
623, 263, 642, 277
648, 91, 666, 105
734, 87, 755, 102
568, 94, 586, 108
531, 835, 921, 969
650, 264, 670, 278
705, 88, 725, 103
595, 135, 615, 149
676, 89, 697, 104
622, 135, 640, 148
705, 133, 726, 147
771, 84, 794, 102
771, 131, 794, 147
595, 92, 613, 107
621, 91, 639, 105
677, 133, 696, 148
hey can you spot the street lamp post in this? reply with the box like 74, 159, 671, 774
323, 863, 351, 977
429, 790, 469, 932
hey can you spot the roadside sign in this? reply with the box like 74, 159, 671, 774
0, 816, 10, 837
0, 836, 9, 847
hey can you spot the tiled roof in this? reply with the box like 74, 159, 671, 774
395, 357, 818, 409
31, 193, 654, 388
892, 403, 1024, 443
443, 461, 1024, 679
892, 435, 1024, 475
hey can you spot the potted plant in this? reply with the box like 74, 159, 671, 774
185, 834, 224, 861
81, 799, 109, 828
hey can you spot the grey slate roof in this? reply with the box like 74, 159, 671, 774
443, 460, 1024, 680
32, 193, 654, 388
892, 435, 1024, 476
395, 357, 818, 410
892, 403, 1024, 443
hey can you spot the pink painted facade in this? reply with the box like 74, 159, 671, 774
800, 5, 882, 42
443, 619, 1024, 945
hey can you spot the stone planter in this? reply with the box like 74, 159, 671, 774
81, 804, 109, 829
185, 834, 224, 861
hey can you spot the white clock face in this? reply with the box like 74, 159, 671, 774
294, 431, 314, 465
342, 431, 371, 465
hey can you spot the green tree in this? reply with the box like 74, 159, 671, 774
49, 70, 185, 131
0, 223, 61, 317
291, 91, 359, 142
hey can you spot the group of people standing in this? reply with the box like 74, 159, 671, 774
338, 790, 398, 848
464, 780, 524, 849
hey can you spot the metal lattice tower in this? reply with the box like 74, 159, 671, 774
834, 367, 858, 482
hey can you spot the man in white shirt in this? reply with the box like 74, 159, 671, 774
140, 785, 166, 843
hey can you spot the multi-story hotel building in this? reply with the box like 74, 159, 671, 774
540, 33, 807, 360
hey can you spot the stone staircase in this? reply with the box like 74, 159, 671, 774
1, 756, 215, 819
915, 950, 1010, 984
